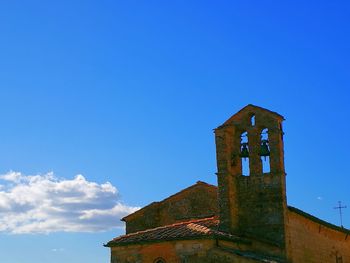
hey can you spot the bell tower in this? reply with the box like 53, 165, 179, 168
214, 105, 289, 253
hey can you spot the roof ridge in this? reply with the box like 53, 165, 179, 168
106, 217, 250, 247
112, 216, 217, 241
157, 182, 216, 204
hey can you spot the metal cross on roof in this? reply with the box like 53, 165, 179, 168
334, 201, 347, 228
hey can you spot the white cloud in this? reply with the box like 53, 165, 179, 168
51, 248, 65, 252
0, 171, 139, 234
317, 196, 323, 201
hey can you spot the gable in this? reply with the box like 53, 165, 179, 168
123, 181, 218, 234
217, 104, 284, 129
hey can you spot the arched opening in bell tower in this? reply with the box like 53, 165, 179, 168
240, 131, 250, 176
260, 128, 270, 173
250, 114, 256, 126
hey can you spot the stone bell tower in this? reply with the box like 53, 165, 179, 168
214, 105, 289, 251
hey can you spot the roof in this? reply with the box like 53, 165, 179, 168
105, 217, 246, 247
122, 181, 217, 221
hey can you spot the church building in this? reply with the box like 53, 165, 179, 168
105, 105, 350, 263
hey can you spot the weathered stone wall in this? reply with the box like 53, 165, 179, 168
124, 182, 218, 234
110, 239, 269, 263
125, 202, 160, 234
110, 239, 215, 263
214, 105, 289, 256
237, 173, 287, 245
288, 209, 350, 262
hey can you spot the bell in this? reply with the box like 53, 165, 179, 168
260, 139, 270, 159
240, 143, 249, 158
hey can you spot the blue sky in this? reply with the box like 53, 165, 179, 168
0, 1, 350, 262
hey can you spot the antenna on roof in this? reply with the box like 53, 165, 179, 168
334, 201, 347, 228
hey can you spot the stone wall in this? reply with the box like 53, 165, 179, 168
214, 104, 288, 256
110, 239, 271, 263
288, 209, 350, 262
110, 239, 215, 263
236, 173, 287, 245
124, 182, 218, 234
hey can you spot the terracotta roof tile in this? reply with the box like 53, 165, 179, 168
105, 217, 244, 247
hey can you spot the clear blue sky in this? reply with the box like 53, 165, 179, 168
0, 1, 349, 262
